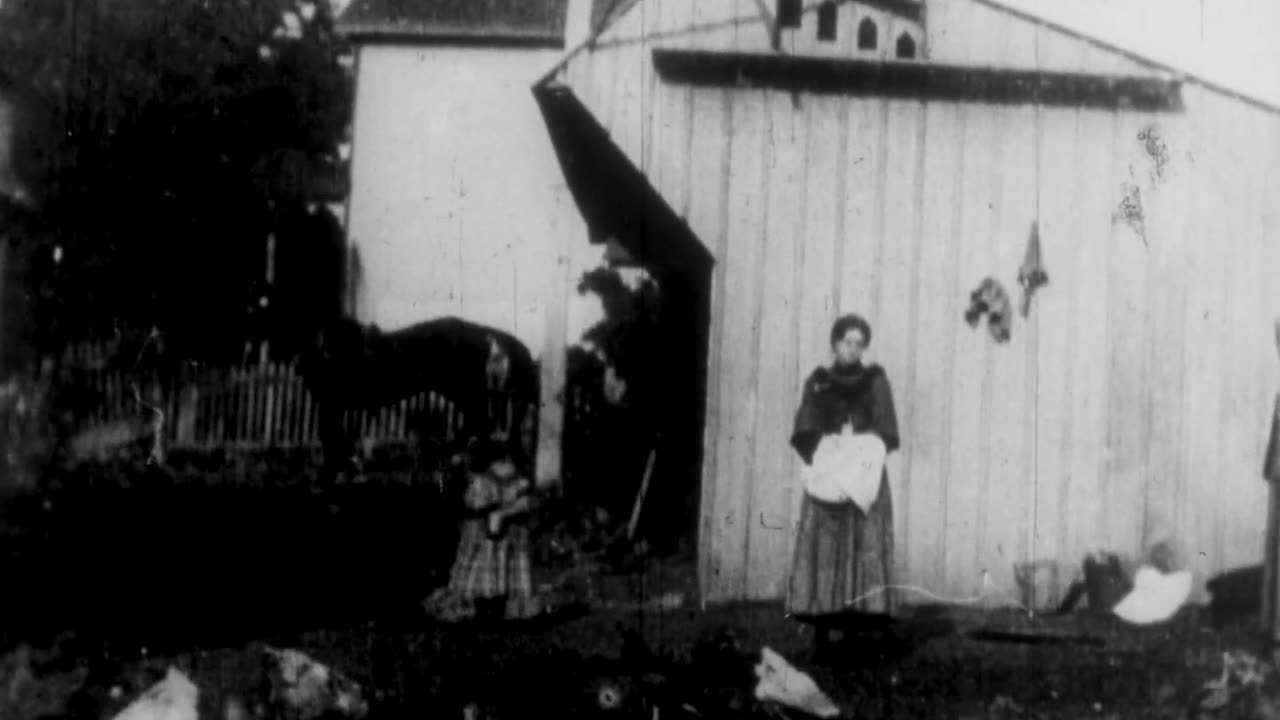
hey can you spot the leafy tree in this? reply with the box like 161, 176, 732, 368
0, 0, 352, 365
564, 265, 666, 530
575, 265, 663, 414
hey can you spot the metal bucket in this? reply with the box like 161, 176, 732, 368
1083, 552, 1132, 614
1014, 560, 1061, 614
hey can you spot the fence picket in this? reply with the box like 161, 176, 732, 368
222, 369, 233, 446
213, 375, 225, 448
397, 402, 405, 440
272, 364, 284, 446
227, 367, 238, 446
302, 378, 315, 445
251, 365, 262, 445
266, 362, 277, 446
242, 366, 254, 446
294, 366, 306, 445
251, 364, 264, 444
282, 369, 294, 445
222, 368, 232, 446
282, 365, 296, 446
237, 366, 249, 446
244, 365, 256, 446
272, 363, 282, 444
211, 372, 221, 446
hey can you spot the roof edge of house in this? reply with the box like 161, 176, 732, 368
338, 23, 567, 49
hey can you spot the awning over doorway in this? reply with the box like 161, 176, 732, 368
532, 82, 713, 281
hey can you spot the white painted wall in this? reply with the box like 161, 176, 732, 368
346, 44, 603, 355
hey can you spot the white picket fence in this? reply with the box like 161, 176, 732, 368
54, 342, 527, 458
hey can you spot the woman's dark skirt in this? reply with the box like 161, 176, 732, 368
785, 471, 896, 618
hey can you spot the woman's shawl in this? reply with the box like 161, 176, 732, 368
790, 363, 900, 465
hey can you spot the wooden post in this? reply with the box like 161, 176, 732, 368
627, 445, 659, 542
263, 362, 277, 446
535, 184, 577, 490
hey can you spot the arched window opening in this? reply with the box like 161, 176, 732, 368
817, 1, 838, 42
777, 0, 802, 28
857, 17, 878, 50
896, 31, 916, 58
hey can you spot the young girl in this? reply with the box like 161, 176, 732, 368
425, 436, 541, 622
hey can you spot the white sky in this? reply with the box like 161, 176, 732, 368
998, 0, 1280, 107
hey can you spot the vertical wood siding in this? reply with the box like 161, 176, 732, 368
558, 0, 1280, 605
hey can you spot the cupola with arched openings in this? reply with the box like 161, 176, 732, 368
772, 0, 924, 59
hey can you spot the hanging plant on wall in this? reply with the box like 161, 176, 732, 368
1018, 221, 1049, 317
964, 277, 1013, 343
1114, 182, 1148, 245
1138, 124, 1171, 186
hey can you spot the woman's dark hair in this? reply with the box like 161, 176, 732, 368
830, 314, 872, 347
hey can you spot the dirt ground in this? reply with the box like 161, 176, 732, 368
0, 479, 1272, 719
0, 562, 1269, 719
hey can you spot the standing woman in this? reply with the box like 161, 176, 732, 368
787, 314, 901, 647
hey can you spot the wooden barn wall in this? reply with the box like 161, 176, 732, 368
557, 0, 1280, 605
563, 0, 1163, 259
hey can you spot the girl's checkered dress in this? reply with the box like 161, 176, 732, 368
425, 469, 539, 621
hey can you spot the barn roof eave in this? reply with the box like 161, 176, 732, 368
975, 0, 1280, 117
531, 0, 1280, 117
651, 49, 1187, 112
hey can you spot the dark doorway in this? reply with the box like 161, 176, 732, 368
535, 84, 715, 558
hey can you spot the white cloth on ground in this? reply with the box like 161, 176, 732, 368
1112, 565, 1193, 625
111, 668, 199, 720
753, 647, 840, 719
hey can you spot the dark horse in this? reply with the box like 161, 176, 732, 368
298, 315, 540, 480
